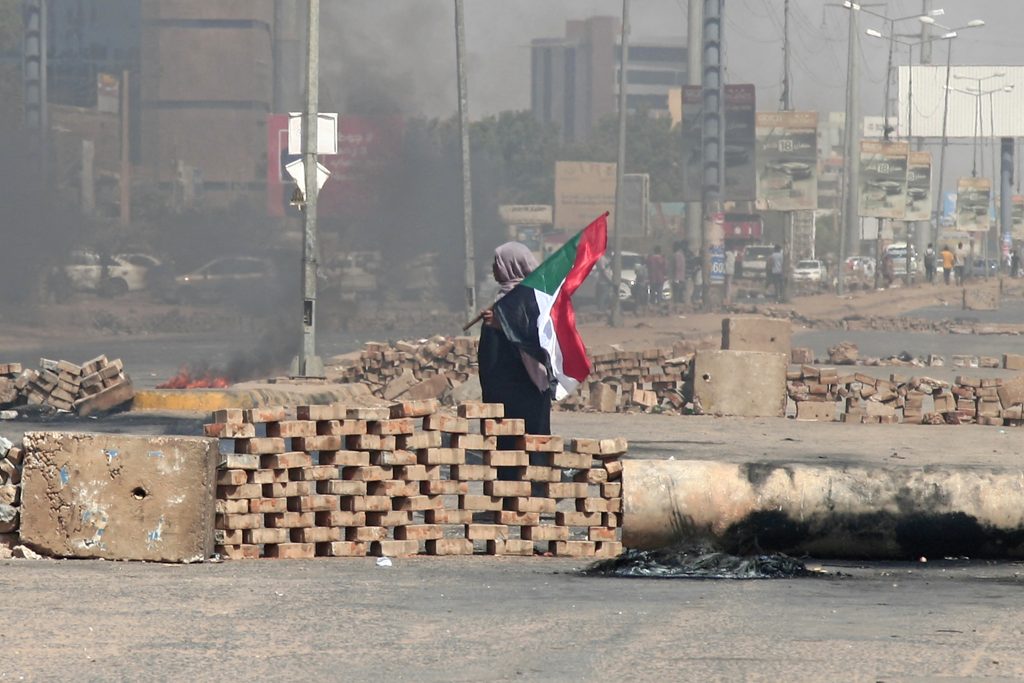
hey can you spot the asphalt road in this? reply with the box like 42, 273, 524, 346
1, 556, 1022, 681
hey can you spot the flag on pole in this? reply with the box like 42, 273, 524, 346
493, 212, 608, 400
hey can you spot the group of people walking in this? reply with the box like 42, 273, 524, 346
923, 242, 971, 286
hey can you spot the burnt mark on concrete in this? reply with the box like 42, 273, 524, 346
719, 509, 1024, 559
743, 462, 794, 488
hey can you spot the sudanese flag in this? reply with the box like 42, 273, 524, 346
493, 212, 608, 400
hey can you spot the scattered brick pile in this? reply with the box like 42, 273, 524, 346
0, 436, 23, 542
0, 356, 134, 416
332, 337, 710, 416
207, 399, 626, 560
789, 365, 1024, 426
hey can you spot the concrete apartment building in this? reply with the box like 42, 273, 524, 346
530, 16, 687, 142
42, 0, 282, 208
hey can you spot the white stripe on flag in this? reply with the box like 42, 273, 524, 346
534, 285, 576, 401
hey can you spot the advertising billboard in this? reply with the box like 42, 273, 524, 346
723, 84, 756, 201
621, 173, 650, 236
755, 111, 818, 211
858, 140, 909, 219
956, 177, 992, 232
1013, 195, 1024, 241
904, 151, 932, 222
554, 161, 616, 231
680, 86, 703, 202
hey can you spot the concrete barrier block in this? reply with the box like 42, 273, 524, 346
721, 316, 791, 354
19, 432, 218, 562
692, 350, 787, 417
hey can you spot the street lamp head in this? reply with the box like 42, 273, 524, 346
918, 15, 936, 24
929, 9, 945, 17
843, 1, 861, 10
865, 28, 883, 38
941, 31, 957, 39
966, 19, 985, 27
1004, 85, 1015, 92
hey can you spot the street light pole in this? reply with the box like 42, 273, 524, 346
610, 0, 630, 328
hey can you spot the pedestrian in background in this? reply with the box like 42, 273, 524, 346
940, 245, 954, 285
671, 241, 687, 313
723, 247, 736, 304
954, 242, 968, 285
924, 243, 936, 284
646, 245, 667, 310
767, 245, 784, 301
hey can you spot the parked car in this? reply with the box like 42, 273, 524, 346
618, 252, 672, 305
737, 245, 775, 279
884, 242, 919, 281
172, 256, 277, 303
56, 249, 165, 298
792, 259, 827, 287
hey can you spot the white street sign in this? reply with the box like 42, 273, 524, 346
288, 112, 339, 155
285, 159, 331, 199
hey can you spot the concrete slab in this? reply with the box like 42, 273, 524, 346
19, 432, 218, 562
721, 316, 791, 354
692, 349, 787, 417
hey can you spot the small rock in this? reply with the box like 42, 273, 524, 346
12, 545, 41, 560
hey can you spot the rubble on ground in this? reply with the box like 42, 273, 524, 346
788, 365, 1024, 425
329, 336, 717, 416
0, 355, 134, 416
0, 436, 23, 546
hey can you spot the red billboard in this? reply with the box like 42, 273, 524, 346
266, 114, 402, 217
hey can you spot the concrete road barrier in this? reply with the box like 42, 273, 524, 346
622, 459, 1024, 559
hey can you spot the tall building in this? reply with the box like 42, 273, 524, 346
530, 17, 686, 142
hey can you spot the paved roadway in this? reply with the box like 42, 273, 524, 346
1, 554, 1022, 681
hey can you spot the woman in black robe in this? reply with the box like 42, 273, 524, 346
478, 242, 551, 443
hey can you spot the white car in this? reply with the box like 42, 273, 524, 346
792, 259, 827, 286
61, 250, 164, 297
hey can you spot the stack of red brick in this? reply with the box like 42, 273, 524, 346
1, 356, 134, 416
207, 400, 625, 560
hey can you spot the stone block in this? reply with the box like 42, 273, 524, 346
588, 382, 617, 412
20, 432, 217, 562
721, 316, 791, 355
795, 401, 837, 421
691, 350, 788, 418
997, 374, 1024, 408
1004, 354, 1024, 371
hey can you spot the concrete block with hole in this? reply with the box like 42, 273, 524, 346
692, 350, 788, 417
19, 432, 218, 562
720, 316, 791, 355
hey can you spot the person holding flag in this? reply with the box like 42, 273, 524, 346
475, 213, 608, 450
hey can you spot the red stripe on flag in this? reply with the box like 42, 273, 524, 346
550, 214, 608, 383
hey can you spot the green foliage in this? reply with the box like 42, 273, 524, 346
558, 109, 683, 202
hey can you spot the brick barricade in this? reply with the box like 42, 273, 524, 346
788, 366, 1024, 426
207, 399, 626, 560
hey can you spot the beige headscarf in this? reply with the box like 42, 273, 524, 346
493, 241, 539, 297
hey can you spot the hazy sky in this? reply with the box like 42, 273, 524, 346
321, 1, 1022, 120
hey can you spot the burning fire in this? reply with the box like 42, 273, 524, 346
157, 365, 232, 389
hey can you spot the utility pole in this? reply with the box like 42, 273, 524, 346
839, 4, 861, 296
934, 39, 953, 249
1001, 138, 1013, 273
610, 0, 630, 327
119, 70, 131, 227
700, 0, 724, 312
685, 0, 702, 257
296, 0, 323, 377
780, 0, 792, 303
454, 0, 476, 322
919, 0, 933, 65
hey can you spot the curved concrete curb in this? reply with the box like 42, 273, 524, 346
132, 382, 381, 414
622, 459, 1024, 559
